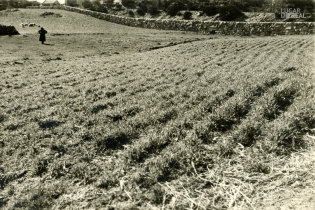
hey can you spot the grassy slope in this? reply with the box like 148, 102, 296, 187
1, 9, 315, 210
0, 9, 209, 64
1, 8, 149, 34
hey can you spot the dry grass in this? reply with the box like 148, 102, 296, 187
158, 133, 315, 210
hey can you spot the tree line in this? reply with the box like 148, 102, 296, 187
1, 0, 314, 21
70, 0, 314, 13
1, 0, 313, 13
0, 0, 40, 10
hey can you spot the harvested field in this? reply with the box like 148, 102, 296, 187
0, 8, 315, 210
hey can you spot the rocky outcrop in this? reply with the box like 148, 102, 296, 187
0, 24, 20, 36
29, 6, 315, 36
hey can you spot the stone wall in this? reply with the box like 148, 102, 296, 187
0, 24, 20, 36
29, 6, 314, 36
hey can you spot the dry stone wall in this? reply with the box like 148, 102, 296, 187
0, 24, 20, 36
30, 6, 314, 36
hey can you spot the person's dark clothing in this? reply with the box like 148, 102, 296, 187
38, 28, 47, 44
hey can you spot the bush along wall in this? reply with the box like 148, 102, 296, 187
28, 6, 314, 36
0, 24, 20, 36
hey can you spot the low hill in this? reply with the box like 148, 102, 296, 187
0, 8, 209, 64
0, 8, 167, 34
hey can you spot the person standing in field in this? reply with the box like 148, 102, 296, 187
38, 27, 47, 44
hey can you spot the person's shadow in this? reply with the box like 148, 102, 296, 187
43, 43, 54, 46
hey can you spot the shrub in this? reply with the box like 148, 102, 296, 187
0, 0, 7, 10
275, 11, 282, 19
0, 5, 6, 11
128, 10, 135, 17
97, 4, 108, 13
113, 3, 122, 10
231, 1, 249, 12
186, 1, 199, 11
136, 7, 146, 16
183, 11, 192, 20
305, 13, 315, 22
122, 0, 136, 8
82, 0, 93, 9
0, 0, 40, 9
138, 1, 148, 13
91, 0, 100, 11
105, 0, 114, 8
22, 0, 40, 7
167, 2, 183, 16
8, 0, 18, 8
218, 5, 246, 21
148, 5, 160, 16
285, 0, 315, 13
67, 0, 79, 7
202, 5, 218, 16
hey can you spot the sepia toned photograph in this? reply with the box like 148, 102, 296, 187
0, 0, 314, 209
